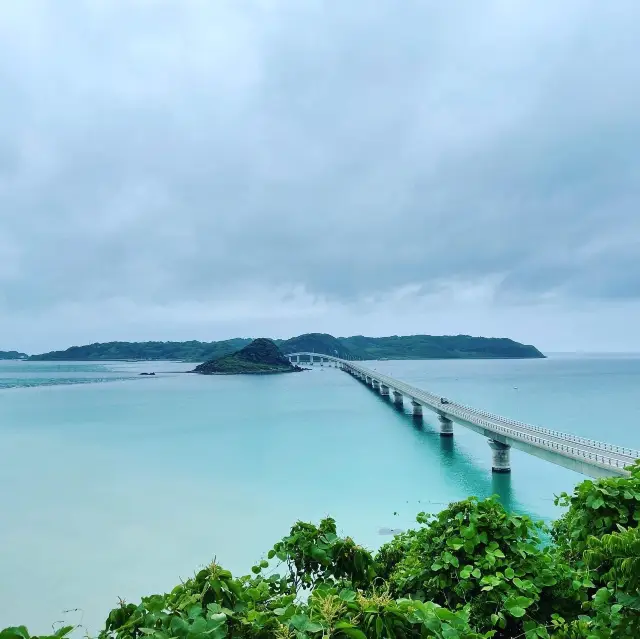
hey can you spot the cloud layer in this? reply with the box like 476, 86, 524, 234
1, 1, 639, 351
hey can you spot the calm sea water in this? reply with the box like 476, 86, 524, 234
1, 355, 639, 633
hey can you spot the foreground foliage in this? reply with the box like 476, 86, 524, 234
5, 465, 640, 639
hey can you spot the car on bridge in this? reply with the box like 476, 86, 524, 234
440, 397, 449, 405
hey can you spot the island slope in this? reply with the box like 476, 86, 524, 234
192, 338, 302, 375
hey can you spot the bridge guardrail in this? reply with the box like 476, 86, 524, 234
448, 402, 640, 457
288, 354, 638, 471
321, 358, 635, 473
348, 367, 631, 471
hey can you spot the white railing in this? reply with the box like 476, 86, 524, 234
344, 364, 634, 471
288, 353, 637, 474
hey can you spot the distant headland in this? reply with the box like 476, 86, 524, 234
26, 332, 545, 361
192, 338, 303, 375
0, 350, 28, 360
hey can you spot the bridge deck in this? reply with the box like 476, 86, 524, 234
289, 353, 637, 477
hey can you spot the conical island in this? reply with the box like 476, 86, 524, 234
192, 338, 303, 375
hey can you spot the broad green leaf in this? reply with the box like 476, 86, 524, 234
189, 617, 208, 635
305, 621, 324, 633
188, 605, 202, 620
590, 497, 605, 509
208, 614, 226, 628
594, 587, 611, 605
310, 546, 327, 561
170, 617, 189, 636
334, 623, 367, 639
446, 537, 464, 550
290, 615, 310, 632
512, 596, 535, 608
339, 589, 357, 602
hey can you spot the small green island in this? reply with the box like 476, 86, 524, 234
192, 338, 303, 375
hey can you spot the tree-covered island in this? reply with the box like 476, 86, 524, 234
192, 338, 303, 375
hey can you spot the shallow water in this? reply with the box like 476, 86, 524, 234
1, 354, 639, 633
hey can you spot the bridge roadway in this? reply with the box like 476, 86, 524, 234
287, 352, 638, 478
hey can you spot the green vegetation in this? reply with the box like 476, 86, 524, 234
28, 339, 252, 362
192, 339, 302, 375
29, 334, 544, 361
337, 335, 544, 360
6, 465, 640, 639
0, 350, 27, 359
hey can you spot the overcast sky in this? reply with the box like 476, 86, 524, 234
1, 1, 639, 354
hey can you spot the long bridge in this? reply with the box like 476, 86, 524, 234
287, 352, 637, 478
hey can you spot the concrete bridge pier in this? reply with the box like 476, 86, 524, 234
439, 415, 454, 437
489, 440, 511, 473
393, 391, 403, 406
380, 384, 390, 396
411, 400, 423, 417
372, 380, 380, 391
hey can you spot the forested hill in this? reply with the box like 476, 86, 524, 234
193, 338, 302, 375
30, 333, 544, 361
0, 350, 28, 360
338, 334, 544, 360
29, 339, 252, 362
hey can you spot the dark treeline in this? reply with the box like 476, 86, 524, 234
28, 333, 545, 362
0, 350, 28, 360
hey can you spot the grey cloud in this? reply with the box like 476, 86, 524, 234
1, 1, 640, 345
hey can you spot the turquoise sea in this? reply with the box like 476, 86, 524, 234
2, 355, 640, 633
